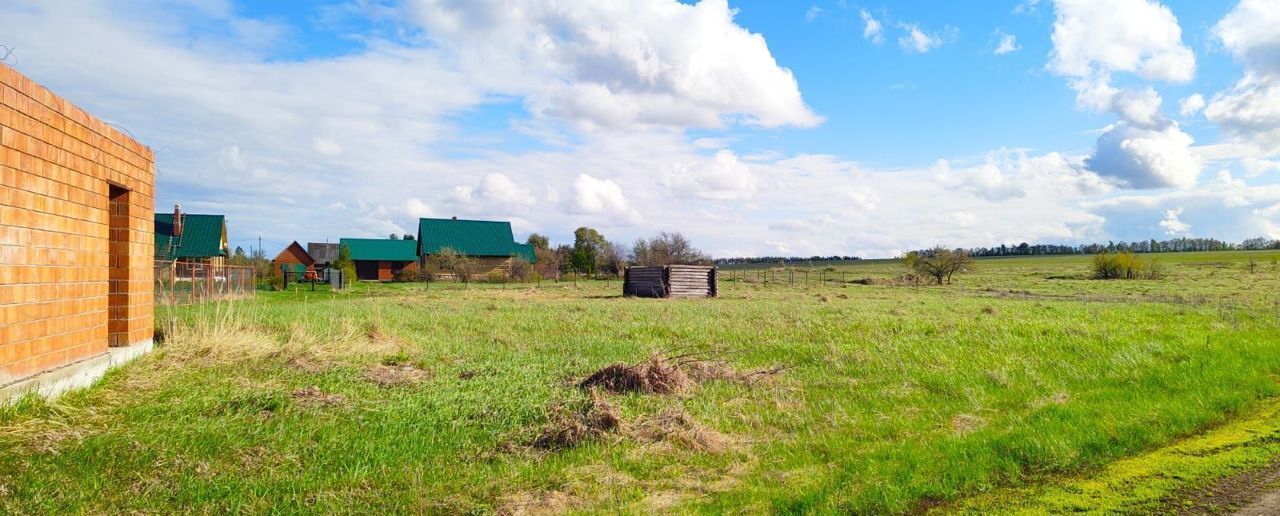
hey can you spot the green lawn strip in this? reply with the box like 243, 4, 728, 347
940, 397, 1280, 514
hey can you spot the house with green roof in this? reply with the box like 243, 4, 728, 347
416, 217, 535, 280
155, 210, 228, 265
338, 237, 419, 281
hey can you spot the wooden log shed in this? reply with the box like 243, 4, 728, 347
623, 265, 717, 298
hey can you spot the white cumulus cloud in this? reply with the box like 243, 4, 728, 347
409, 0, 822, 130
1204, 0, 1280, 155
1178, 94, 1205, 117
1085, 121, 1200, 189
1049, 0, 1195, 82
1158, 207, 1190, 235
571, 174, 642, 224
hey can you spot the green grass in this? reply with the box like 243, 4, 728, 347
3, 251, 1280, 513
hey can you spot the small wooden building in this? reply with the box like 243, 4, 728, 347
272, 241, 315, 277
307, 242, 339, 269
623, 265, 718, 298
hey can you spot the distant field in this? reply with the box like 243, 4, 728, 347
3, 251, 1280, 513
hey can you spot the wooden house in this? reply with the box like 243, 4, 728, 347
416, 217, 536, 280
154, 206, 228, 266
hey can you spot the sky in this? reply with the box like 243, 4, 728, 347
1, 0, 1278, 258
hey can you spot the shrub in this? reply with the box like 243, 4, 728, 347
393, 266, 428, 283
509, 257, 533, 282
332, 244, 357, 288
431, 248, 473, 283
486, 270, 507, 283
1091, 252, 1159, 279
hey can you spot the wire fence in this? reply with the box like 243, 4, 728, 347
717, 267, 882, 287
155, 260, 256, 305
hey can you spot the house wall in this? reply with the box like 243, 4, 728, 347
353, 260, 416, 281
0, 64, 155, 385
422, 255, 513, 280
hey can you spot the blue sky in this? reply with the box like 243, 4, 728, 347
2, 0, 1277, 257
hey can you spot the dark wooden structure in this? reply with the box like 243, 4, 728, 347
623, 265, 717, 298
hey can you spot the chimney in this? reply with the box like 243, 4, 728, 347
173, 203, 184, 237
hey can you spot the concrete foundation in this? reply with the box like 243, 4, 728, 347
0, 339, 153, 403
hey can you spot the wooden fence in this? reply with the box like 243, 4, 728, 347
623, 265, 717, 298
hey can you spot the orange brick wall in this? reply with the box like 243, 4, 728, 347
0, 63, 155, 385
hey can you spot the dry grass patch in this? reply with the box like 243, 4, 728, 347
951, 413, 985, 435
630, 408, 732, 454
363, 364, 432, 388
531, 390, 622, 451
290, 386, 347, 407
578, 355, 692, 395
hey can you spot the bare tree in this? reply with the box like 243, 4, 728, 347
431, 247, 474, 284
534, 246, 564, 281
903, 247, 974, 285
599, 241, 628, 277
631, 231, 711, 266
509, 256, 534, 281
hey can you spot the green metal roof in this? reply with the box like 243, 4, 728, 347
416, 218, 535, 263
155, 213, 227, 260
512, 243, 536, 263
339, 238, 419, 262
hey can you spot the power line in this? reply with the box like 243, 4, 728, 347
0, 45, 14, 63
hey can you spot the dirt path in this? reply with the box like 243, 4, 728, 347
1170, 461, 1280, 514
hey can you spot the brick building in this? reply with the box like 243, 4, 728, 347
273, 241, 315, 277
1, 64, 155, 397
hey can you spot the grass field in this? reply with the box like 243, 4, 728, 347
3, 251, 1280, 513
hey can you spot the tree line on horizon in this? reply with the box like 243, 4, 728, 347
714, 236, 1280, 264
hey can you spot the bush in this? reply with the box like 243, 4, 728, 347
393, 266, 428, 283
486, 270, 507, 283
1091, 251, 1160, 279
509, 257, 533, 282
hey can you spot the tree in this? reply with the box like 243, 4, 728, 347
527, 233, 550, 251
389, 233, 400, 240
599, 241, 628, 277
534, 246, 563, 281
632, 231, 711, 266
509, 257, 533, 281
554, 244, 573, 277
333, 243, 356, 287
571, 227, 608, 274
403, 234, 415, 241
903, 247, 974, 285
229, 246, 249, 266
431, 247, 474, 284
